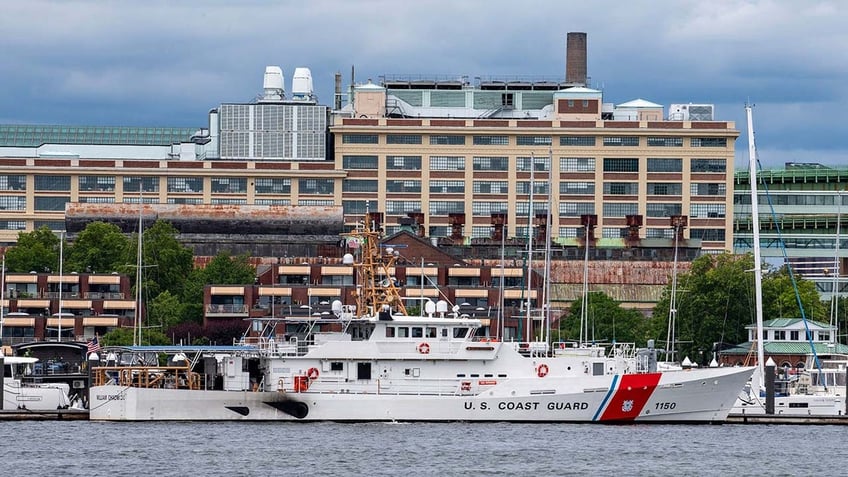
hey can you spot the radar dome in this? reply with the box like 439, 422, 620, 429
436, 300, 449, 313
292, 67, 314, 102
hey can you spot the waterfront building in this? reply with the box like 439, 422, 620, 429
733, 163, 848, 301
0, 272, 133, 345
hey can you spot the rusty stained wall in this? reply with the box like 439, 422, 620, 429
480, 258, 690, 305
65, 204, 344, 235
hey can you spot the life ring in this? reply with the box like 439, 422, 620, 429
418, 342, 430, 354
536, 364, 549, 378
307, 367, 320, 380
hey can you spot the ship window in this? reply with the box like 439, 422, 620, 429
426, 327, 437, 338
397, 327, 409, 338
484, 374, 493, 378
441, 329, 448, 337
330, 362, 343, 371
357, 362, 371, 380
456, 374, 466, 378
788, 402, 809, 408
470, 374, 479, 378
453, 327, 469, 339
498, 374, 507, 378
404, 368, 411, 376
411, 327, 423, 338
385, 327, 395, 338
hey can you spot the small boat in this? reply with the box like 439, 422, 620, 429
89, 215, 754, 422
2, 356, 71, 411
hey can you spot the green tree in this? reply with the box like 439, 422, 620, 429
651, 252, 757, 364
102, 326, 170, 346
201, 251, 256, 285
130, 220, 194, 299
148, 290, 184, 331
5, 226, 61, 273
761, 266, 824, 321
557, 291, 649, 345
65, 221, 131, 273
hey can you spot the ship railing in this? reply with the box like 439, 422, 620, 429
239, 336, 303, 357
91, 365, 204, 390
276, 376, 484, 396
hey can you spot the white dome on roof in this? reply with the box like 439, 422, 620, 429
617, 98, 662, 108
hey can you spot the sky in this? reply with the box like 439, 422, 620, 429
1, 0, 846, 169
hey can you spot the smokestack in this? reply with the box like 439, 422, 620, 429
566, 32, 587, 86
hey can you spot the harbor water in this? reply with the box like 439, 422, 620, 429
6, 421, 841, 476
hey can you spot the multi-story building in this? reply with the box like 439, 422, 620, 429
0, 272, 133, 345
332, 79, 736, 251
734, 163, 848, 301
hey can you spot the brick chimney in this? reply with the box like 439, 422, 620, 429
670, 215, 688, 241
490, 213, 507, 242
407, 212, 425, 237
448, 213, 465, 242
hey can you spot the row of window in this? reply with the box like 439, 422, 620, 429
342, 180, 723, 197
342, 134, 729, 148
2, 176, 310, 195
343, 156, 727, 172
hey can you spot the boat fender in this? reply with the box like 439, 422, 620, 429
418, 342, 430, 354
537, 364, 549, 378
307, 367, 320, 380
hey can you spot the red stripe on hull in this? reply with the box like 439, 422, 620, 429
599, 373, 661, 421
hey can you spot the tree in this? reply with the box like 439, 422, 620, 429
557, 291, 649, 346
102, 326, 170, 346
761, 266, 824, 321
200, 251, 257, 285
148, 290, 185, 331
651, 252, 756, 364
5, 226, 60, 273
131, 220, 194, 299
65, 221, 131, 273
181, 251, 257, 325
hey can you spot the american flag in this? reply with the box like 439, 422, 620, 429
87, 336, 101, 354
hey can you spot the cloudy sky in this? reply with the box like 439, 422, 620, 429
1, 0, 845, 168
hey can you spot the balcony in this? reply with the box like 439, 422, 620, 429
205, 304, 249, 317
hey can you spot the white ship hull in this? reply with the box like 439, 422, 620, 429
3, 378, 71, 411
91, 366, 753, 422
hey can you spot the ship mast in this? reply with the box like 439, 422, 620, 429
347, 213, 407, 317
746, 104, 766, 385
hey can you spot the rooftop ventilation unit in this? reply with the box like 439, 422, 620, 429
668, 104, 714, 121
291, 67, 315, 102
261, 66, 285, 102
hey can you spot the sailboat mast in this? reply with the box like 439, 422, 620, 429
58, 231, 63, 342
134, 195, 143, 346
833, 191, 841, 346
0, 254, 5, 344
746, 104, 766, 384
544, 149, 553, 345
525, 153, 534, 343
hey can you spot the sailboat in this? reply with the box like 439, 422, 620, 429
730, 105, 846, 417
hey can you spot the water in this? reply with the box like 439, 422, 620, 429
5, 421, 841, 476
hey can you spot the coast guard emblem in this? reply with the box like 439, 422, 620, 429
622, 400, 634, 413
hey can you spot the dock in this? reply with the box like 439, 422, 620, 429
0, 409, 89, 421
727, 414, 848, 425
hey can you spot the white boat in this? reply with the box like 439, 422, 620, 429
90, 215, 754, 422
730, 105, 847, 417
2, 356, 71, 411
